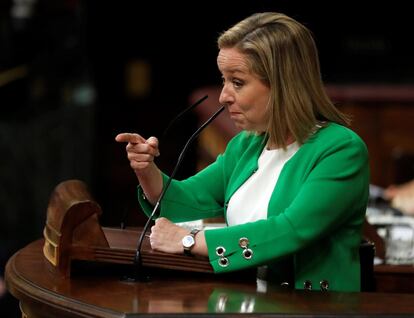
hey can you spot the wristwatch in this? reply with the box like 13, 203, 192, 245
182, 228, 200, 256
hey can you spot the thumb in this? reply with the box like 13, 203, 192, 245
147, 136, 160, 156
146, 136, 159, 147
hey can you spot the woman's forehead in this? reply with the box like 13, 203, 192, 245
217, 48, 251, 74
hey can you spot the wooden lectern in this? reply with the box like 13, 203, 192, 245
41, 179, 213, 278
7, 179, 414, 317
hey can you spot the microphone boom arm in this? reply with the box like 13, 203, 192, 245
133, 105, 225, 278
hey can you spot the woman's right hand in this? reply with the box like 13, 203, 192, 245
115, 133, 160, 172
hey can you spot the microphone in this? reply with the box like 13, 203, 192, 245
119, 95, 208, 230
126, 104, 225, 282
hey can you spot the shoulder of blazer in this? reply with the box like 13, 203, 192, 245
306, 123, 368, 153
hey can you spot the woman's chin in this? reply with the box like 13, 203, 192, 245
234, 122, 247, 130
233, 122, 258, 132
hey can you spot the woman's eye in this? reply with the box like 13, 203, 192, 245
232, 80, 244, 88
220, 77, 244, 88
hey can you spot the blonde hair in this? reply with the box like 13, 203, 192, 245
218, 12, 350, 148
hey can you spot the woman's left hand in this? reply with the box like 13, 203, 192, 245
149, 217, 188, 254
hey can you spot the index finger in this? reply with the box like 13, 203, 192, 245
115, 133, 146, 144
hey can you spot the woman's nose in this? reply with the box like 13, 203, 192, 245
219, 85, 234, 106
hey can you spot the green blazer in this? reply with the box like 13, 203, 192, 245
138, 123, 370, 291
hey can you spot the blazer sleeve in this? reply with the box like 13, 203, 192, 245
137, 133, 247, 222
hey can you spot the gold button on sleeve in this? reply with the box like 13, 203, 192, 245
238, 237, 249, 248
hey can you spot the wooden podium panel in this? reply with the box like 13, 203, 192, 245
6, 239, 414, 317
40, 179, 213, 278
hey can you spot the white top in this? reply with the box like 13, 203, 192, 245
226, 142, 300, 226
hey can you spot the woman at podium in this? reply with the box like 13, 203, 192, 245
116, 12, 369, 292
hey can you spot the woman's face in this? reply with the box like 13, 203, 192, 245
217, 47, 270, 132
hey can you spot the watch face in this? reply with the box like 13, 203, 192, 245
182, 235, 195, 248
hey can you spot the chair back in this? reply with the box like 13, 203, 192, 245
360, 239, 376, 292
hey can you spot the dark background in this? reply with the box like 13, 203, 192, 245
1, 0, 413, 315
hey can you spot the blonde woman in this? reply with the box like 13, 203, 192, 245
116, 12, 369, 292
